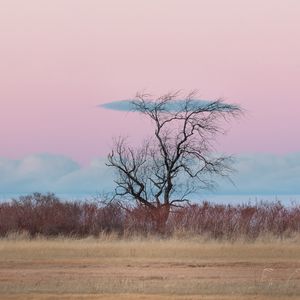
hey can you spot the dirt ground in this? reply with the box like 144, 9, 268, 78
0, 237, 299, 299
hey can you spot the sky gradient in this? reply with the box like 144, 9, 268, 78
1, 1, 300, 196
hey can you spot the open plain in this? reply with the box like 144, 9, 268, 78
0, 235, 299, 300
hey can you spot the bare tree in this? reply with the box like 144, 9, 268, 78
107, 91, 242, 232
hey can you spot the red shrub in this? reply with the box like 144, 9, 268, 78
0, 193, 299, 239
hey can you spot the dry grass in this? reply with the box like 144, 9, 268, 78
0, 235, 299, 299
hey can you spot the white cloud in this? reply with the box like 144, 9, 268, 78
0, 153, 300, 197
0, 154, 81, 193
54, 158, 114, 194
217, 153, 300, 194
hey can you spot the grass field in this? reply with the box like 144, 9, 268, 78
0, 235, 299, 300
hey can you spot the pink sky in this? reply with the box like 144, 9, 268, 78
1, 0, 300, 165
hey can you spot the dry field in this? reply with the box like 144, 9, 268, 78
0, 234, 299, 300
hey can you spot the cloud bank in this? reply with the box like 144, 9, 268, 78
218, 153, 300, 195
100, 100, 136, 111
0, 154, 113, 197
100, 99, 228, 112
1, 153, 300, 198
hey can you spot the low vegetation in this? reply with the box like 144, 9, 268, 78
0, 193, 299, 240
0, 193, 299, 299
0, 236, 299, 299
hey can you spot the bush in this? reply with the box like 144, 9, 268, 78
0, 193, 299, 240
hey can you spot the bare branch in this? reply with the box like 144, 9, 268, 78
106, 91, 242, 231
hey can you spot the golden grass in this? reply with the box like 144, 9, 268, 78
0, 234, 299, 299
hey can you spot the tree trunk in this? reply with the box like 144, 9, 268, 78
151, 204, 170, 234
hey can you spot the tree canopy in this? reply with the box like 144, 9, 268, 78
107, 91, 242, 231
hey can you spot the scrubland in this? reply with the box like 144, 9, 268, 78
0, 193, 299, 299
1, 193, 300, 240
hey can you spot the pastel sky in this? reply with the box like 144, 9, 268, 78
1, 1, 300, 197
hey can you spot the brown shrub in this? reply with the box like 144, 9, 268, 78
0, 193, 299, 240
